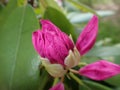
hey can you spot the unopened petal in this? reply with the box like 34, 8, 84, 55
32, 30, 45, 57
37, 20, 74, 65
40, 19, 74, 50
65, 47, 80, 69
41, 58, 66, 77
79, 60, 120, 81
49, 82, 64, 90
76, 15, 98, 55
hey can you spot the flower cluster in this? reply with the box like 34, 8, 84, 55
32, 15, 120, 90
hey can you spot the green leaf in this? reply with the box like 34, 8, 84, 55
39, 0, 62, 15
39, 70, 49, 90
105, 75, 120, 87
43, 7, 77, 40
44, 0, 62, 12
0, 0, 18, 30
66, 0, 97, 15
0, 5, 40, 90
81, 57, 99, 64
86, 46, 120, 57
115, 87, 120, 90
82, 80, 112, 90
0, 3, 4, 11
67, 11, 115, 23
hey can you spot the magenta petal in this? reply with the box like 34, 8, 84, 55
76, 15, 98, 55
79, 60, 120, 81
40, 19, 74, 50
32, 20, 74, 66
32, 30, 45, 57
49, 82, 64, 90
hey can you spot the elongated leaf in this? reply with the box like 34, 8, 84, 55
82, 80, 112, 90
43, 7, 77, 40
86, 46, 120, 57
67, 10, 115, 23
67, 0, 97, 15
0, 5, 40, 90
105, 75, 120, 87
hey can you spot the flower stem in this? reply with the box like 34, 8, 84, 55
69, 72, 84, 86
69, 72, 90, 89
52, 78, 59, 86
78, 62, 87, 67
60, 76, 64, 82
69, 69, 79, 74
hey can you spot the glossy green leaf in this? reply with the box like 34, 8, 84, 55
0, 0, 18, 30
43, 7, 77, 40
67, 0, 97, 15
0, 5, 40, 90
82, 80, 112, 90
86, 46, 120, 57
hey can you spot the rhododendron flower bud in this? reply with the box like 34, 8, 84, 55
32, 15, 98, 77
32, 20, 74, 66
79, 60, 120, 81
49, 82, 64, 90
76, 15, 98, 55
32, 19, 80, 77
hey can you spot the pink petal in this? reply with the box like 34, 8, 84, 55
40, 19, 74, 50
32, 20, 74, 66
49, 82, 64, 90
76, 15, 98, 55
32, 30, 45, 57
79, 60, 120, 81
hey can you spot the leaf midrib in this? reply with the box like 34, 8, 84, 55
9, 6, 26, 90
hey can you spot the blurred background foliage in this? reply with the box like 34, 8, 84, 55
0, 0, 120, 90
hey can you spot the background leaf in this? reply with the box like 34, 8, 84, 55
105, 75, 120, 87
0, 5, 40, 90
82, 80, 112, 90
67, 10, 115, 23
86, 46, 120, 57
66, 0, 97, 15
39, 0, 62, 15
43, 0, 62, 12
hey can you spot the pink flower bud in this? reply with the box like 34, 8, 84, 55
79, 60, 120, 81
32, 15, 98, 71
32, 20, 74, 66
76, 15, 98, 55
49, 82, 64, 90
